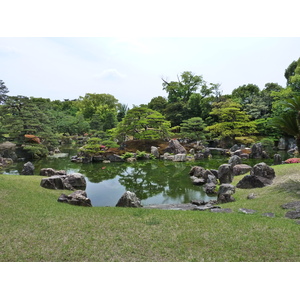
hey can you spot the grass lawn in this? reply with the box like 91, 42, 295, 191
0, 163, 300, 262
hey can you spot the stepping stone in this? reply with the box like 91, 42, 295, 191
239, 208, 257, 214
285, 210, 300, 219
262, 212, 275, 218
210, 208, 232, 213
295, 220, 300, 225
281, 201, 300, 209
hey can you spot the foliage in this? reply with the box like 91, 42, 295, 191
121, 152, 135, 159
115, 106, 171, 141
206, 100, 257, 146
180, 117, 207, 141
148, 96, 167, 114
23, 144, 49, 159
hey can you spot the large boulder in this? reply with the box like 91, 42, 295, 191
250, 142, 263, 159
21, 161, 34, 175
232, 164, 252, 176
189, 166, 206, 178
40, 168, 67, 176
116, 191, 143, 208
236, 175, 273, 189
62, 173, 87, 190
40, 173, 86, 190
165, 139, 187, 154
218, 164, 234, 184
250, 162, 275, 180
58, 190, 92, 207
217, 184, 236, 203
273, 154, 282, 165
0, 141, 18, 161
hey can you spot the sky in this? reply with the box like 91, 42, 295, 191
1, 37, 300, 107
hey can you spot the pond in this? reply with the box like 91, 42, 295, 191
1, 147, 289, 207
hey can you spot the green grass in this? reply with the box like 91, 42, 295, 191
1, 164, 300, 262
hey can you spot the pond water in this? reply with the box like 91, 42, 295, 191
1, 147, 289, 207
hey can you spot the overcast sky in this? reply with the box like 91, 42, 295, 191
1, 37, 299, 107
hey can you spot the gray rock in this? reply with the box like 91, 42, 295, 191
58, 190, 92, 207
281, 201, 300, 210
106, 154, 124, 162
189, 166, 206, 178
203, 182, 217, 195
193, 204, 222, 211
21, 161, 34, 175
239, 208, 257, 214
62, 173, 86, 190
190, 176, 205, 185
218, 164, 234, 184
273, 154, 282, 165
232, 164, 252, 176
116, 191, 143, 208
173, 154, 187, 162
236, 175, 273, 189
165, 139, 187, 154
247, 193, 257, 199
210, 208, 233, 213
40, 168, 66, 176
262, 212, 275, 218
285, 210, 300, 219
228, 155, 242, 167
217, 184, 236, 203
40, 173, 86, 190
194, 152, 204, 160
250, 142, 263, 159
250, 162, 275, 180
151, 146, 160, 158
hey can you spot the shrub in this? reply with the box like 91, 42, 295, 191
285, 158, 300, 164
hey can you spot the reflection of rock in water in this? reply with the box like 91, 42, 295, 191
48, 153, 69, 158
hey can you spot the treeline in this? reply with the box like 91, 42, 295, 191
0, 57, 300, 158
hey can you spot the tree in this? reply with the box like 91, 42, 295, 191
117, 103, 129, 122
148, 96, 167, 114
0, 80, 9, 104
206, 100, 257, 147
114, 106, 171, 141
180, 117, 207, 141
272, 95, 300, 152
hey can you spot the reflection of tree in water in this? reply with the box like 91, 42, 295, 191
78, 162, 128, 183
118, 161, 210, 203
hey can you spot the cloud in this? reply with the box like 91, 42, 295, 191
96, 69, 127, 81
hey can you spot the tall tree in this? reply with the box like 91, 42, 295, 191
0, 80, 9, 104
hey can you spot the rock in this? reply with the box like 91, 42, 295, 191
193, 204, 222, 211
194, 152, 204, 160
250, 142, 263, 159
40, 175, 65, 189
217, 184, 236, 203
277, 137, 286, 150
203, 148, 211, 158
189, 148, 195, 155
151, 146, 160, 158
0, 141, 18, 161
126, 157, 137, 163
92, 155, 105, 162
262, 213, 275, 218
63, 173, 86, 190
236, 175, 273, 189
232, 164, 252, 176
239, 208, 257, 214
106, 154, 124, 162
173, 154, 187, 162
165, 139, 187, 154
116, 191, 143, 208
21, 161, 34, 175
273, 154, 282, 165
103, 160, 111, 163
250, 162, 275, 180
228, 155, 242, 167
285, 210, 300, 219
210, 169, 219, 179
40, 168, 66, 176
203, 182, 217, 195
210, 208, 233, 213
281, 201, 300, 210
218, 164, 234, 184
40, 173, 86, 190
206, 174, 218, 185
58, 190, 92, 207
190, 199, 207, 206
247, 193, 257, 199
189, 166, 206, 178
190, 176, 205, 185
230, 144, 240, 152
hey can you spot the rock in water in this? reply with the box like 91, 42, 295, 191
116, 191, 143, 208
